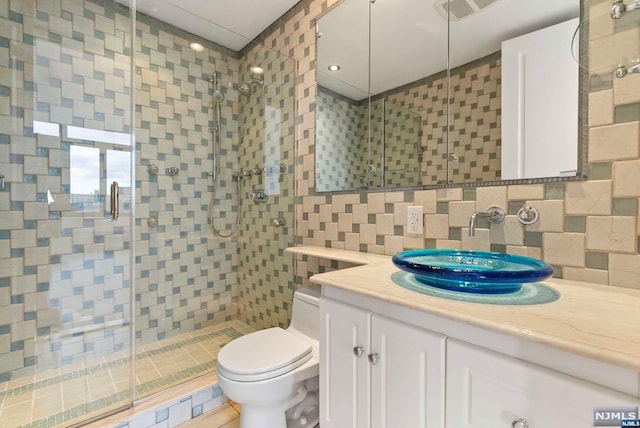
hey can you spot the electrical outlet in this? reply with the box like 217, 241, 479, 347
407, 206, 423, 234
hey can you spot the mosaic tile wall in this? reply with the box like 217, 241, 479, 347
133, 11, 240, 346
0, 0, 134, 382
250, 0, 640, 289
236, 46, 297, 329
315, 86, 365, 191
379, 53, 501, 185
382, 99, 422, 188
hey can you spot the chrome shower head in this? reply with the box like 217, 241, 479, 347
239, 81, 252, 96
212, 89, 225, 104
208, 74, 225, 104
238, 73, 265, 97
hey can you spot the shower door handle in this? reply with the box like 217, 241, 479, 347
110, 181, 120, 221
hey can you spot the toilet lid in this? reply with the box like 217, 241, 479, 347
217, 327, 313, 382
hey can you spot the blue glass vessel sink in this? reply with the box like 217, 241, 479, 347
392, 249, 553, 294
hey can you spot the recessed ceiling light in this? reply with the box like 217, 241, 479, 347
190, 42, 204, 52
328, 64, 340, 71
251, 66, 264, 74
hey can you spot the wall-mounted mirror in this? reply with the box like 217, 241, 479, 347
315, 0, 585, 193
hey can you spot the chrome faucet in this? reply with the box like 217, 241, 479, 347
468, 206, 505, 237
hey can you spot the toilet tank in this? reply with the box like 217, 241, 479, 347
288, 285, 320, 341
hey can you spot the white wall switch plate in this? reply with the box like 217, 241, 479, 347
407, 206, 424, 235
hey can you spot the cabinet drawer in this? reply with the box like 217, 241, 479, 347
446, 339, 639, 427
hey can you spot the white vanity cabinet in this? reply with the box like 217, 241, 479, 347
320, 298, 446, 428
446, 339, 639, 427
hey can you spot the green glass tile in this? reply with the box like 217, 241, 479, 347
508, 201, 525, 215
544, 183, 564, 199
551, 265, 563, 279
448, 227, 462, 240
589, 163, 612, 180
490, 244, 507, 253
614, 102, 640, 123
437, 201, 449, 214
586, 252, 609, 270
590, 73, 612, 92
613, 198, 638, 216
524, 231, 543, 247
404, 190, 414, 202
425, 239, 437, 248
463, 188, 476, 201
565, 216, 587, 233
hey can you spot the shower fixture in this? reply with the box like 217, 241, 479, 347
238, 72, 264, 96
207, 71, 243, 237
615, 63, 640, 78
610, 0, 640, 19
209, 75, 226, 104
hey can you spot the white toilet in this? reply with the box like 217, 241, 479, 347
216, 286, 320, 428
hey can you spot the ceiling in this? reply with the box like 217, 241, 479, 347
318, 0, 579, 100
129, 0, 301, 51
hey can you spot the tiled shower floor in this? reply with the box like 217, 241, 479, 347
0, 320, 254, 428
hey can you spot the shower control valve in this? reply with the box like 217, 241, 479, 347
251, 189, 268, 203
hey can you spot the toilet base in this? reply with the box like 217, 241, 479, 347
239, 404, 287, 428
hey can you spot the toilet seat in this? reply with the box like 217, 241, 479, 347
217, 327, 313, 382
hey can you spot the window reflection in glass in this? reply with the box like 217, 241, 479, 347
70, 145, 101, 212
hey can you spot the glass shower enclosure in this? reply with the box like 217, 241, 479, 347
0, 0, 135, 426
0, 1, 298, 426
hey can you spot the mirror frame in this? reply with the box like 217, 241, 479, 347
312, 0, 589, 194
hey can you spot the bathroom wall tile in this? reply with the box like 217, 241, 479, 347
613, 73, 640, 105
586, 216, 637, 253
403, 235, 424, 250
168, 399, 191, 426
475, 186, 507, 212
384, 235, 404, 255
543, 233, 585, 267
613, 160, 640, 197
490, 216, 524, 246
375, 214, 395, 236
589, 0, 615, 40
367, 192, 386, 214
507, 184, 544, 201
506, 246, 542, 259
588, 90, 614, 127
563, 267, 609, 285
424, 214, 449, 240
588, 122, 639, 162
524, 200, 564, 233
436, 188, 463, 201
436, 239, 462, 249
589, 162, 613, 180
565, 180, 612, 215
590, 28, 640, 76
448, 201, 476, 228
460, 229, 491, 251
609, 253, 640, 289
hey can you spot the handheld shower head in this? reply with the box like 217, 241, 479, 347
208, 74, 225, 104
212, 89, 225, 104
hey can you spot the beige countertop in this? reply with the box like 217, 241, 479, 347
289, 246, 640, 372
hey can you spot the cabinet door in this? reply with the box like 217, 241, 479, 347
371, 315, 446, 428
446, 339, 639, 427
320, 298, 371, 428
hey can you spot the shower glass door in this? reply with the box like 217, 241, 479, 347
0, 1, 135, 426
